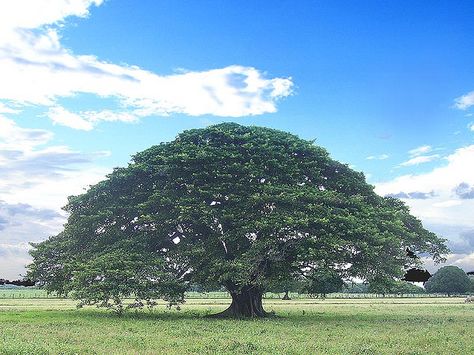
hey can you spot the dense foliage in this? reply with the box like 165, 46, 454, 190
425, 266, 471, 295
28, 123, 448, 317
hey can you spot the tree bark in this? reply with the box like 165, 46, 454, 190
282, 290, 291, 300
210, 286, 270, 318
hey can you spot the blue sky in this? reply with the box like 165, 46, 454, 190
1, 0, 474, 278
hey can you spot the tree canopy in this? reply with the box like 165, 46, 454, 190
425, 266, 471, 295
28, 123, 448, 317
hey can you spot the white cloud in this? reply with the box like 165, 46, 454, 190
469, 123, 474, 131
0, 115, 53, 150
0, 116, 109, 277
0, 201, 64, 246
399, 154, 440, 167
432, 200, 462, 208
0, 115, 108, 210
0, 200, 65, 279
419, 226, 474, 273
452, 253, 474, 270
85, 110, 138, 123
47, 106, 140, 131
0, 0, 294, 278
376, 145, 474, 228
408, 145, 432, 157
423, 253, 474, 274
0, 243, 32, 279
366, 154, 389, 160
0, 0, 103, 31
454, 91, 474, 110
48, 106, 94, 131
0, 0, 293, 130
377, 147, 474, 272
0, 102, 20, 114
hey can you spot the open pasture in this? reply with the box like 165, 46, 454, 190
0, 297, 472, 354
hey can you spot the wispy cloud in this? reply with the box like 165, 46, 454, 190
408, 145, 432, 157
366, 154, 389, 160
0, 0, 293, 130
47, 106, 94, 131
386, 191, 436, 199
454, 91, 474, 110
0, 102, 20, 114
47, 106, 140, 131
399, 154, 440, 166
0, 115, 108, 210
0, 116, 53, 150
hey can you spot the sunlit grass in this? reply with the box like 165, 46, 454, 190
0, 297, 472, 354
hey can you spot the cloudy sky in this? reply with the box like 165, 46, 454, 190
1, 0, 473, 279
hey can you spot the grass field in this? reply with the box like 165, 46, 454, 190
0, 296, 472, 354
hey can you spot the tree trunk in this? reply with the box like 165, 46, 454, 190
210, 286, 270, 318
282, 290, 291, 300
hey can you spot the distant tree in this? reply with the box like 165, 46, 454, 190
393, 281, 425, 294
369, 278, 425, 295
27, 124, 448, 317
187, 283, 223, 293
342, 282, 369, 294
425, 266, 471, 296
302, 269, 344, 298
368, 276, 397, 296
267, 274, 304, 300
468, 275, 474, 293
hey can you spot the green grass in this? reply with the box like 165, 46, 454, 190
0, 297, 472, 354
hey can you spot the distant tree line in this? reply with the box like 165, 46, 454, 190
252, 266, 474, 298
2, 266, 473, 297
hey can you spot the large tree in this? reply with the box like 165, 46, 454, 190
425, 266, 471, 296
28, 123, 448, 317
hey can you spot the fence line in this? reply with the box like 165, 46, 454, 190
0, 289, 471, 300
